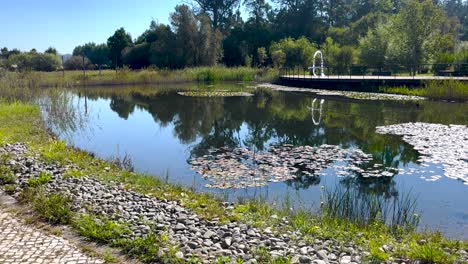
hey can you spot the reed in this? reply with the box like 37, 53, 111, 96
381, 79, 468, 101
320, 185, 420, 233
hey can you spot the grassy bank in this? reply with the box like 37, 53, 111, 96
0, 66, 279, 89
381, 79, 468, 101
0, 98, 466, 263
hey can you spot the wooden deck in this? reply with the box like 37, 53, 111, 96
279, 75, 468, 90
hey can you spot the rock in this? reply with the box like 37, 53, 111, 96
340, 256, 351, 264
221, 237, 232, 249
174, 223, 186, 231
317, 250, 328, 260
299, 255, 312, 263
313, 260, 327, 264
203, 230, 216, 239
175, 251, 184, 259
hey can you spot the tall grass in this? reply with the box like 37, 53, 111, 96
0, 66, 279, 91
382, 79, 468, 101
321, 186, 420, 233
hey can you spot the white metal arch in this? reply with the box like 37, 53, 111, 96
312, 50, 326, 78
310, 98, 325, 125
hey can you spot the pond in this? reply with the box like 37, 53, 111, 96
43, 84, 468, 239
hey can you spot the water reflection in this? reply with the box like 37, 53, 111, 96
46, 86, 468, 238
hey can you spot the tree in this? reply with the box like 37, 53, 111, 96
386, 0, 452, 74
45, 47, 58, 55
323, 37, 355, 74
197, 15, 223, 65
257, 47, 268, 66
244, 0, 271, 26
171, 5, 199, 67
358, 26, 389, 68
270, 37, 316, 68
107, 28, 133, 68
271, 50, 286, 68
190, 0, 241, 30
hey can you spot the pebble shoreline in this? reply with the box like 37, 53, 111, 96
0, 143, 365, 264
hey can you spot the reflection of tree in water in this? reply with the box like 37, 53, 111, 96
96, 89, 430, 195
285, 175, 321, 190
340, 175, 398, 200
110, 96, 135, 120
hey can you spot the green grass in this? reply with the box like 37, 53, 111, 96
72, 214, 130, 244
381, 79, 468, 101
0, 99, 466, 263
32, 191, 74, 225
0, 165, 15, 184
28, 171, 52, 187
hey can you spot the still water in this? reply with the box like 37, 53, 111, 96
44, 85, 468, 239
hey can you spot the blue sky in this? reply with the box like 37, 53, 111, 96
0, 0, 195, 54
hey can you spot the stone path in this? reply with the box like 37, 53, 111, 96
0, 207, 104, 264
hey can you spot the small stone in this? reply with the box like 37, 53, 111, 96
203, 230, 216, 239
175, 251, 184, 259
340, 256, 351, 264
317, 249, 328, 260
174, 223, 186, 231
299, 255, 312, 263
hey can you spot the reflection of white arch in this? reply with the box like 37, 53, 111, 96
310, 98, 325, 125
311, 50, 326, 78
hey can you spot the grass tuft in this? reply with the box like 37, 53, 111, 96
381, 79, 468, 101
28, 171, 52, 187
0, 165, 16, 184
32, 191, 73, 225
72, 214, 129, 244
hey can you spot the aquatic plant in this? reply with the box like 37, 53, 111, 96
320, 185, 420, 233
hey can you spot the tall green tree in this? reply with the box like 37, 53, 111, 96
171, 5, 199, 67
386, 0, 453, 73
191, 0, 241, 30
107, 28, 133, 68
358, 25, 389, 68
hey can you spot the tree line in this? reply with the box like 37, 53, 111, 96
2, 0, 468, 72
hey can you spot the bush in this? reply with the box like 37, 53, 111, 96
64, 56, 94, 71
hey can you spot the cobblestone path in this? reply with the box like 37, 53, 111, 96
0, 208, 104, 264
